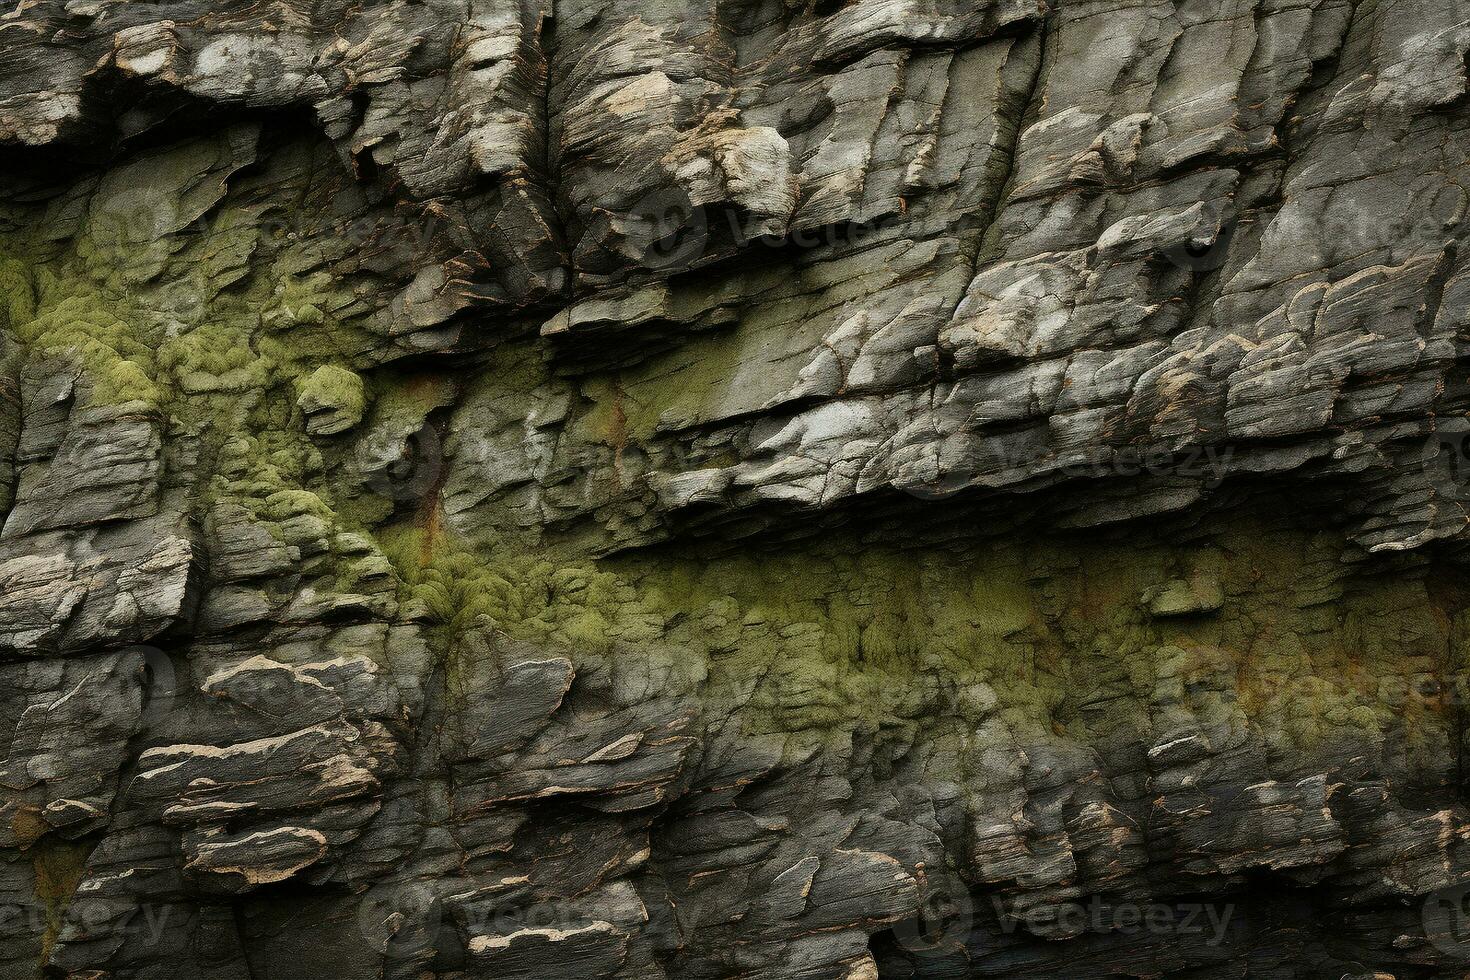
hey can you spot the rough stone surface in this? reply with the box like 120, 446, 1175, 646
3, 1, 1470, 977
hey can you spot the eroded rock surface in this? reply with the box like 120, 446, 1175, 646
4, 0, 1470, 977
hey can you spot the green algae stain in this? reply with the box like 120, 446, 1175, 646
373, 510, 1467, 785
378, 523, 659, 651
0, 128, 375, 423
0, 133, 398, 600
0, 256, 35, 328
32, 836, 95, 967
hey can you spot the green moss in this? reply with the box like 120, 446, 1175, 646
158, 317, 266, 394
369, 371, 460, 427
5, 272, 161, 405
609, 542, 1083, 737
32, 836, 94, 966
0, 256, 34, 327
0, 136, 395, 605
213, 434, 322, 505
379, 524, 655, 650
103, 359, 161, 405
0, 128, 377, 433
376, 523, 1118, 740
296, 364, 366, 421
373, 514, 1466, 783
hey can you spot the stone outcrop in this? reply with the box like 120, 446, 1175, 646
4, 0, 1470, 977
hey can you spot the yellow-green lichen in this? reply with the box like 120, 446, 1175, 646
289, 366, 367, 445
32, 836, 94, 966
374, 513, 1467, 785
0, 255, 35, 327
378, 524, 662, 650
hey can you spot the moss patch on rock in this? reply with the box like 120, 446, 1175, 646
373, 509, 1465, 789
297, 364, 367, 435
32, 835, 95, 966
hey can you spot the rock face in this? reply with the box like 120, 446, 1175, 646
3, 0, 1470, 977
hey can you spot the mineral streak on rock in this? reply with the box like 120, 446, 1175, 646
3, 0, 1470, 977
